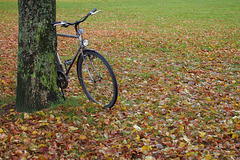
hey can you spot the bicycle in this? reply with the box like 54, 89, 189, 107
51, 8, 118, 109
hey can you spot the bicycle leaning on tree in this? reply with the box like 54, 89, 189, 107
51, 8, 118, 109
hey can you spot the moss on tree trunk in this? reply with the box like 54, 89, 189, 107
16, 0, 60, 112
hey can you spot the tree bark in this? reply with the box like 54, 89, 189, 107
16, 0, 60, 112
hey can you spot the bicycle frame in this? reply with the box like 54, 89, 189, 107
56, 32, 84, 76
53, 8, 102, 77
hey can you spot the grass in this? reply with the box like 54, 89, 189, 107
0, 0, 240, 159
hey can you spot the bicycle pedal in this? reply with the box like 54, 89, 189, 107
64, 59, 73, 65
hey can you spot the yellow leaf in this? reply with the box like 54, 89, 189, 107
46, 132, 52, 138
210, 109, 216, 114
32, 131, 38, 135
209, 107, 216, 114
0, 128, 4, 133
142, 145, 148, 150
208, 135, 213, 140
230, 150, 235, 155
199, 131, 206, 138
207, 97, 211, 101
81, 154, 85, 158
123, 139, 127, 144
183, 135, 191, 144
80, 135, 86, 140
68, 126, 78, 131
117, 96, 121, 100
146, 112, 152, 116
135, 134, 140, 142
56, 117, 61, 124
133, 124, 141, 131
19, 156, 27, 160
205, 154, 212, 160
232, 133, 238, 139
30, 145, 37, 151
23, 138, 30, 145
166, 132, 170, 136
180, 142, 185, 147
37, 111, 44, 115
21, 126, 28, 131
16, 118, 23, 123
24, 113, 29, 119
122, 106, 127, 111
38, 144, 46, 148
40, 122, 49, 126
50, 114, 54, 119
199, 144, 205, 148
179, 125, 184, 131
145, 156, 154, 160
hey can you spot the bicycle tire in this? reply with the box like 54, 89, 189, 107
77, 50, 118, 109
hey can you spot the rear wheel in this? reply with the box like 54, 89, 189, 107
77, 50, 118, 108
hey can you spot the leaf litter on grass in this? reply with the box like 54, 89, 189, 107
1, 0, 240, 159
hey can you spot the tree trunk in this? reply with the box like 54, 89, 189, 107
16, 0, 60, 112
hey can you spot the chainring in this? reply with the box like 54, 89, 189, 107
57, 70, 68, 89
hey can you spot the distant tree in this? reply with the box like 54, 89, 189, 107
16, 0, 60, 112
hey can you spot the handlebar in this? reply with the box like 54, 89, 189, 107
51, 8, 101, 27
90, 8, 97, 14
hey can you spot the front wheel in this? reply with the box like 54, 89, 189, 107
77, 50, 118, 109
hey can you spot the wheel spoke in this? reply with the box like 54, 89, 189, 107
77, 51, 118, 108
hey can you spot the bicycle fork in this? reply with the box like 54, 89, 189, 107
82, 54, 102, 83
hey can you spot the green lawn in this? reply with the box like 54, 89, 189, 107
0, 0, 239, 159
